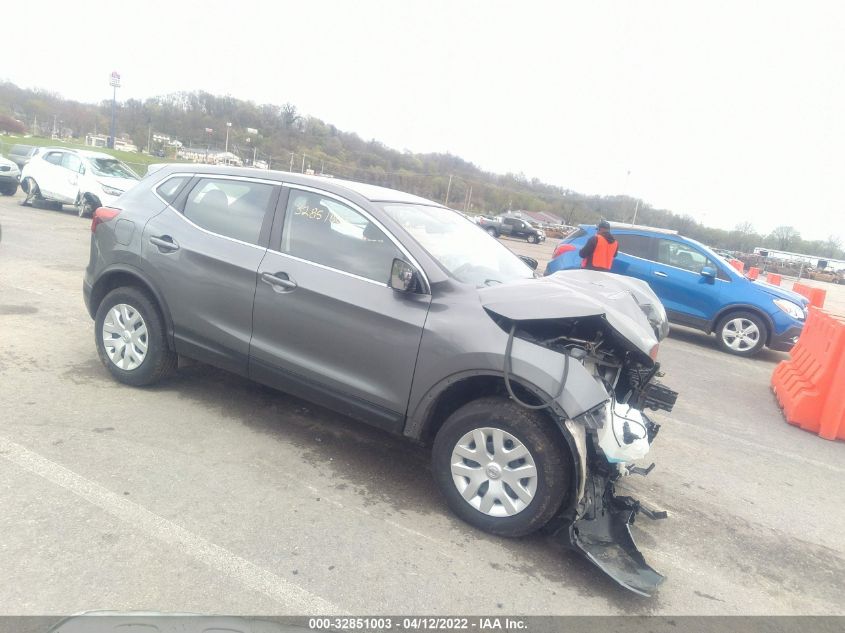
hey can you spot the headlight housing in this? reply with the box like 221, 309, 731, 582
99, 183, 124, 197
773, 298, 805, 320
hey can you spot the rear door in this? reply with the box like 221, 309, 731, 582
611, 232, 655, 280
37, 151, 65, 199
249, 185, 431, 431
140, 174, 281, 375
650, 238, 723, 323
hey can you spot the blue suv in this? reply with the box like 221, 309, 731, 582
545, 224, 809, 356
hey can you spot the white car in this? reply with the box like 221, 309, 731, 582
20, 148, 141, 217
0, 155, 21, 196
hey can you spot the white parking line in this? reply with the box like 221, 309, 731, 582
0, 436, 341, 614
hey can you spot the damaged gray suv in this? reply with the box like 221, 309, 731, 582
84, 165, 678, 595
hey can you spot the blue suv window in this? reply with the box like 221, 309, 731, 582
615, 233, 654, 259
656, 238, 729, 280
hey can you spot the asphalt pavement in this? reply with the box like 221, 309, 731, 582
1, 194, 843, 615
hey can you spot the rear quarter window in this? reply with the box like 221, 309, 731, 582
565, 228, 587, 242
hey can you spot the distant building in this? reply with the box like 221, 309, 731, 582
176, 147, 243, 166
85, 133, 138, 153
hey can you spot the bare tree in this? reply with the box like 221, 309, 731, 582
770, 225, 800, 250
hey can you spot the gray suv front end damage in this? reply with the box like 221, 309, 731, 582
85, 167, 677, 597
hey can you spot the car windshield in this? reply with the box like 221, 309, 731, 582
381, 203, 534, 287
88, 158, 139, 180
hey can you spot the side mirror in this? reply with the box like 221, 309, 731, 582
518, 255, 539, 271
390, 258, 421, 293
700, 266, 716, 279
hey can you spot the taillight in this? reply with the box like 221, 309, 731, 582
91, 207, 120, 233
552, 243, 577, 259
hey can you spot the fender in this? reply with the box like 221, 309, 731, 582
707, 303, 775, 341
88, 263, 176, 348
405, 368, 591, 514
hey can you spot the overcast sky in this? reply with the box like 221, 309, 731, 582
4, 1, 844, 241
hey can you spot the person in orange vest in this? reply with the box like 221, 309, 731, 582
579, 219, 619, 270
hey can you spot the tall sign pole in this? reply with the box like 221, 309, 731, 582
108, 71, 121, 149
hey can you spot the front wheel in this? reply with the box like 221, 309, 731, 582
78, 195, 99, 218
486, 227, 498, 238
432, 397, 570, 537
716, 311, 767, 356
94, 287, 177, 386
527, 234, 537, 244
0, 182, 17, 196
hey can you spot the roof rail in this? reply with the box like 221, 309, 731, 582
607, 222, 679, 235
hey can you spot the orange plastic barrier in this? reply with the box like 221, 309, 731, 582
771, 308, 845, 440
747, 267, 760, 280
729, 258, 745, 273
767, 273, 782, 286
791, 282, 826, 308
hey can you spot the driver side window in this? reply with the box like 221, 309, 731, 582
656, 240, 708, 273
280, 190, 401, 283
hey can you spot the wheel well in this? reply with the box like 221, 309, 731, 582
90, 271, 173, 347
419, 375, 560, 445
711, 307, 773, 343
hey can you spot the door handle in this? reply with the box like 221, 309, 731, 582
261, 272, 298, 291
653, 271, 668, 277
150, 235, 180, 252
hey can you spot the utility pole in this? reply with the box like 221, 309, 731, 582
444, 174, 453, 207
631, 199, 641, 225
225, 122, 232, 154
289, 153, 295, 172
108, 71, 120, 149
465, 186, 473, 212
147, 124, 152, 154
301, 155, 305, 173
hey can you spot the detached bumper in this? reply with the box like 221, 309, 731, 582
0, 174, 20, 186
769, 324, 804, 352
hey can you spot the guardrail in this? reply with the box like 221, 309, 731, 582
771, 308, 845, 440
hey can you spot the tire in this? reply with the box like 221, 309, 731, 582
94, 286, 176, 386
20, 177, 41, 206
486, 227, 498, 238
78, 195, 99, 218
432, 396, 570, 537
716, 310, 768, 357
527, 234, 537, 244
0, 183, 16, 196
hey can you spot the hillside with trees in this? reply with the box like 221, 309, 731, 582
1, 80, 841, 259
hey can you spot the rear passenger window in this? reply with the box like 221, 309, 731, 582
156, 176, 190, 204
183, 178, 275, 245
615, 234, 654, 260
280, 189, 401, 282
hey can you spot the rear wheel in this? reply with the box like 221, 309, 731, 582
432, 397, 570, 537
94, 287, 176, 386
0, 182, 16, 196
716, 311, 767, 356
20, 177, 42, 206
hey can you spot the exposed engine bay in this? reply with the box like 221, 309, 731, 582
482, 271, 679, 596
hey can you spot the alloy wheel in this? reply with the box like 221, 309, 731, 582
722, 317, 760, 351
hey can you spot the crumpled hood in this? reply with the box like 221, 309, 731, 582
95, 175, 139, 193
751, 278, 810, 307
478, 270, 663, 358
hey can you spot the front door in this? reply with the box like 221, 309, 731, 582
650, 238, 723, 323
249, 186, 431, 432
38, 150, 65, 199
140, 175, 280, 375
